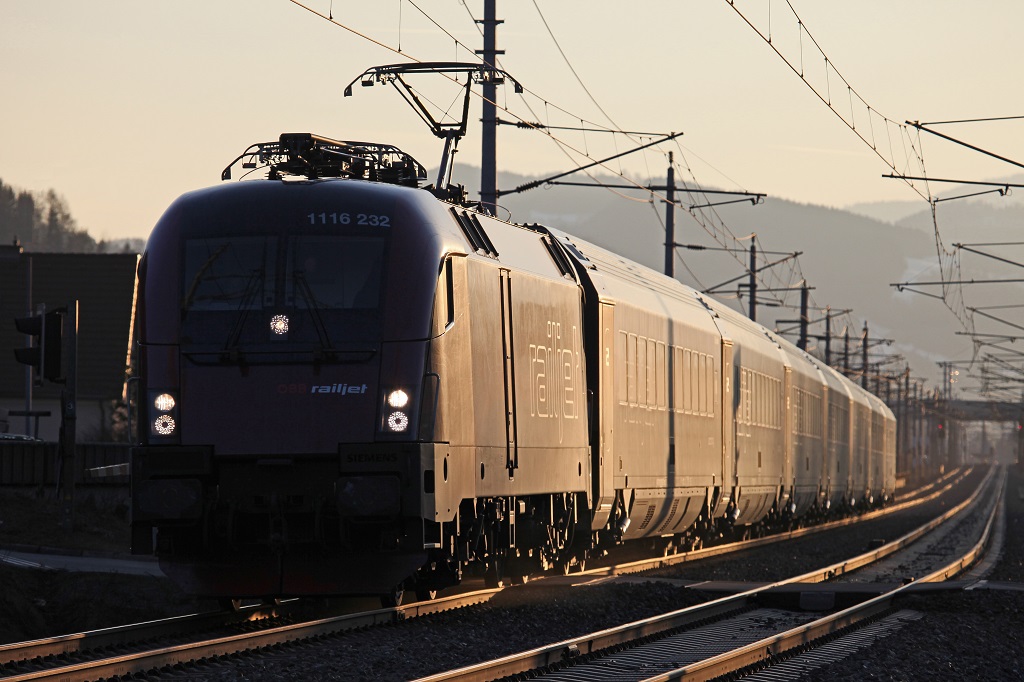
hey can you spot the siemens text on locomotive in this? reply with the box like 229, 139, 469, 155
131, 133, 896, 603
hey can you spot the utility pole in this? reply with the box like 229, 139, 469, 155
477, 0, 501, 215
861, 322, 869, 389
664, 152, 676, 277
748, 242, 757, 321
797, 283, 809, 351
824, 308, 832, 366
843, 328, 850, 378
905, 366, 913, 473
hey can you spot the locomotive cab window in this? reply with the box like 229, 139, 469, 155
182, 236, 276, 312
286, 235, 384, 310
181, 229, 387, 349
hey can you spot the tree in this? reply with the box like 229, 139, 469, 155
0, 178, 98, 253
0, 179, 37, 246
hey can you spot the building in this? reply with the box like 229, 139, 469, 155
0, 245, 138, 441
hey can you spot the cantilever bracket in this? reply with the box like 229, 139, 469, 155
689, 195, 765, 210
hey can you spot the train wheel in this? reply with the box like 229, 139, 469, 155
484, 563, 504, 589
380, 585, 405, 608
415, 588, 438, 601
218, 598, 243, 612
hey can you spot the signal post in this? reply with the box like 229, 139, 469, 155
13, 300, 79, 531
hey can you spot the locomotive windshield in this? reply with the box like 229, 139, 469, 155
182, 236, 276, 313
180, 230, 386, 354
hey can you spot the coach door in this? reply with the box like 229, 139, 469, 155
783, 365, 794, 503
591, 302, 617, 531
499, 268, 519, 478
714, 338, 735, 518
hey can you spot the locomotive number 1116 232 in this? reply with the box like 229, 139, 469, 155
307, 212, 391, 227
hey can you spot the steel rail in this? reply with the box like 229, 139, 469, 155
0, 602, 292, 666
0, 589, 499, 681
409, 466, 994, 682
644, 467, 1005, 681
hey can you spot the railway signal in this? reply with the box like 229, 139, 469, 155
13, 309, 63, 384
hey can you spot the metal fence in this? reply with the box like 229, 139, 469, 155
0, 442, 130, 486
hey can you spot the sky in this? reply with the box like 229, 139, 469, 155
2, 1, 1023, 243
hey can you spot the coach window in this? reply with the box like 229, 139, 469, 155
617, 332, 628, 404
673, 347, 684, 413
646, 338, 657, 408
739, 368, 749, 424
656, 341, 667, 409
637, 335, 647, 407
682, 349, 692, 412
707, 354, 715, 416
691, 351, 700, 416
696, 353, 706, 415
622, 333, 630, 403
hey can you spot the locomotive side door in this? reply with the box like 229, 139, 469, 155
499, 268, 519, 477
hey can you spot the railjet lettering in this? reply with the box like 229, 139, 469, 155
311, 383, 368, 395
529, 320, 582, 443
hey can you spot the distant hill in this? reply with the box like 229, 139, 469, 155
844, 200, 923, 226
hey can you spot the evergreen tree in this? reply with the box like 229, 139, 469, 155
0, 178, 98, 252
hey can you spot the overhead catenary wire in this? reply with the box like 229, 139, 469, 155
287, 0, 873, 356
444, 0, 800, 293
723, 0, 977, 337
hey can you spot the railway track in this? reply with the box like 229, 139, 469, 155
412, 465, 1004, 681
0, 468, 975, 681
0, 591, 499, 681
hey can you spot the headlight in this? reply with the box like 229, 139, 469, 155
386, 410, 409, 432
149, 389, 180, 440
154, 393, 176, 411
379, 387, 414, 436
153, 414, 177, 436
270, 314, 289, 335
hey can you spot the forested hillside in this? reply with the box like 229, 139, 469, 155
0, 178, 141, 253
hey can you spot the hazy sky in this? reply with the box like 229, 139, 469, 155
2, 1, 1022, 241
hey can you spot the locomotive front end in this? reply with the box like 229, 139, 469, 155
131, 176, 454, 599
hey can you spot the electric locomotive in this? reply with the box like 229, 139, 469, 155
131, 135, 591, 601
